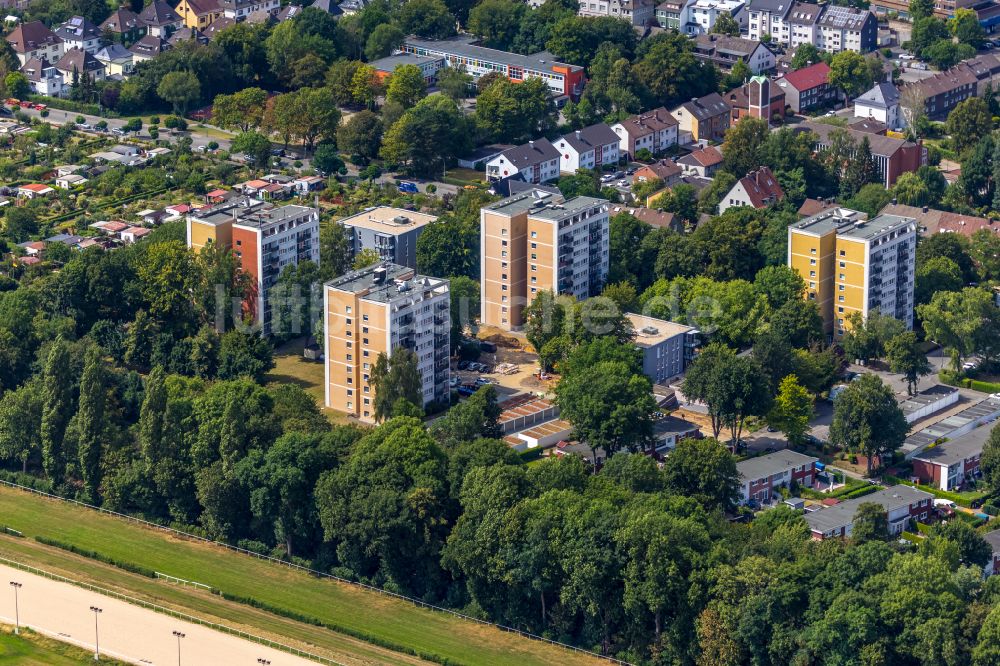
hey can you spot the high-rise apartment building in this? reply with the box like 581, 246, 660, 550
480, 188, 609, 331
337, 206, 437, 270
323, 263, 450, 423
186, 199, 320, 334
788, 208, 916, 339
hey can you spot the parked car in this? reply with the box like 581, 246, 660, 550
397, 181, 419, 194
457, 360, 470, 370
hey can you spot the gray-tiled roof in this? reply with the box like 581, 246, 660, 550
856, 82, 900, 110
559, 123, 620, 153
404, 35, 584, 73
805, 485, 933, 534
139, 0, 182, 26
54, 16, 101, 42
736, 450, 817, 482
818, 4, 873, 29
498, 138, 560, 168
747, 0, 791, 15
913, 425, 993, 467
677, 92, 730, 121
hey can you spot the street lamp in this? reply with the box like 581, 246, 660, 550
9, 582, 21, 634
89, 606, 102, 661
172, 630, 185, 666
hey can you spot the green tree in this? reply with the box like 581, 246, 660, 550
380, 96, 472, 175
829, 374, 908, 476
474, 77, 556, 143
910, 17, 951, 57
885, 331, 932, 396
138, 365, 168, 472
211, 87, 267, 132
429, 385, 501, 448
910, 0, 934, 20
852, 502, 889, 543
917, 287, 998, 371
364, 23, 405, 61
662, 437, 740, 511
917, 232, 977, 283
312, 144, 344, 176
40, 339, 74, 484
156, 70, 201, 116
711, 11, 741, 36
632, 32, 717, 107
923, 519, 992, 567
336, 110, 383, 164
437, 66, 473, 100
217, 330, 274, 382
981, 423, 1000, 494
828, 51, 877, 103
0, 379, 43, 473
767, 375, 813, 446
840, 136, 878, 199
386, 64, 428, 108
609, 212, 651, 286
231, 131, 272, 172
395, 0, 456, 39
753, 264, 806, 310
791, 42, 823, 69
951, 8, 986, 48
554, 360, 656, 459
468, 0, 526, 50
370, 348, 423, 421
915, 256, 963, 306
722, 117, 769, 178
946, 97, 992, 156
841, 310, 905, 365
4, 72, 29, 99
77, 345, 108, 501
415, 217, 479, 279
892, 171, 932, 206
352, 247, 381, 270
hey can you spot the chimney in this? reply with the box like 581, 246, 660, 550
922, 205, 929, 213
575, 130, 581, 139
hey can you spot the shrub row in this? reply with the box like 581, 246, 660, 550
836, 485, 880, 501
33, 536, 157, 578
215, 590, 459, 666
0, 470, 54, 494
1, 526, 23, 537
883, 475, 989, 508
938, 371, 1000, 394
26, 95, 107, 117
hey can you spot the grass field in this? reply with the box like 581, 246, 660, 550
0, 485, 603, 666
266, 339, 355, 427
0, 626, 128, 665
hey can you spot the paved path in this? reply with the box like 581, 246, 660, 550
0, 562, 325, 666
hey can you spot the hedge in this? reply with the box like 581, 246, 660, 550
33, 536, 157, 578
884, 475, 990, 508
836, 485, 880, 500
1, 526, 23, 537
26, 94, 107, 117
938, 370, 1000, 394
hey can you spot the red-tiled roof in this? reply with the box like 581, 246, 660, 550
688, 145, 723, 167
782, 62, 831, 92
206, 189, 227, 197
20, 183, 53, 192
736, 166, 785, 208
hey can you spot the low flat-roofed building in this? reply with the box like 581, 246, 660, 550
902, 395, 1000, 459
627, 313, 698, 384
498, 395, 560, 435
736, 450, 818, 504
336, 206, 437, 271
369, 52, 444, 83
508, 419, 574, 451
805, 485, 933, 539
898, 384, 959, 424
912, 424, 992, 491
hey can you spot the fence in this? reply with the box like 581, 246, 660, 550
0, 554, 345, 666
154, 572, 212, 590
0, 479, 631, 665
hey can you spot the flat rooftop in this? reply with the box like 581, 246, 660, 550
805, 485, 933, 534
234, 204, 315, 230
913, 423, 994, 466
899, 384, 959, 416
369, 52, 442, 72
338, 207, 437, 234
189, 198, 272, 226
499, 396, 557, 426
628, 313, 695, 346
484, 188, 565, 216
837, 213, 915, 241
325, 262, 447, 303
528, 196, 608, 222
736, 450, 818, 482
652, 415, 700, 437
404, 36, 583, 72
791, 208, 914, 241
902, 396, 1000, 456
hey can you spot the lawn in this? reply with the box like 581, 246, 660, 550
265, 338, 356, 427
0, 626, 128, 665
0, 486, 602, 666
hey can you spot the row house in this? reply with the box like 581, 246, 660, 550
775, 61, 836, 112
611, 107, 679, 159
901, 54, 1000, 121
745, 0, 877, 53
555, 123, 621, 173
912, 425, 990, 491
805, 486, 933, 539
736, 450, 818, 504
670, 92, 731, 142
692, 33, 776, 74
798, 121, 926, 187
6, 21, 63, 67
486, 139, 561, 184
577, 0, 656, 26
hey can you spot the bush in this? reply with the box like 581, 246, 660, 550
983, 504, 999, 516
33, 536, 157, 577
39, 109, 48, 118
149, 116, 160, 124
165, 115, 188, 130
75, 115, 85, 124
207, 141, 219, 150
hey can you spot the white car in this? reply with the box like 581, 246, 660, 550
618, 179, 629, 188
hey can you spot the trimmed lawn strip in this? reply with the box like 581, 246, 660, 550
0, 625, 130, 665
0, 486, 603, 666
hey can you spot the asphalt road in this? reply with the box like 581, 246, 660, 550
0, 562, 324, 666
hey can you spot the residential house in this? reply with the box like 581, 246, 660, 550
685, 0, 745, 35
786, 1, 823, 51
244, 9, 275, 24
307, 0, 343, 15
726, 75, 785, 123
139, 0, 183, 37
175, 0, 223, 29
736, 450, 818, 504
18, 183, 55, 199
577, 0, 656, 25
94, 43, 134, 77
100, 8, 143, 43
816, 5, 877, 53
900, 59, 981, 121
54, 48, 105, 84
627, 313, 699, 384
219, 0, 281, 20
719, 166, 785, 212
633, 159, 683, 187
121, 226, 152, 243
20, 57, 64, 96
402, 36, 586, 100
677, 145, 723, 177
880, 202, 996, 237
17, 240, 45, 256
655, 0, 689, 29
6, 20, 63, 66
55, 165, 82, 177
804, 485, 933, 539
54, 16, 102, 53
775, 61, 836, 112
129, 34, 170, 62
985, 530, 1000, 577
670, 92, 731, 142
167, 26, 208, 46
693, 34, 775, 74
854, 81, 905, 129
275, 4, 303, 21
203, 16, 236, 38
798, 197, 837, 217
613, 205, 677, 229
744, 0, 792, 44
611, 107, 679, 159
870, 0, 976, 19
137, 208, 168, 225
912, 425, 989, 491
55, 173, 87, 188
799, 121, 926, 186
555, 123, 621, 173
849, 117, 887, 135
650, 415, 701, 455
293, 175, 325, 194
485, 139, 561, 184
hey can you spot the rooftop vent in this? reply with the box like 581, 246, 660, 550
641, 326, 659, 335
392, 215, 411, 225
373, 267, 387, 284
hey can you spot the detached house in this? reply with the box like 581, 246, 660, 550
556, 123, 621, 173
54, 16, 102, 54
219, 0, 281, 20
719, 166, 785, 212
692, 34, 775, 74
485, 139, 561, 184
611, 107, 679, 159
129, 34, 170, 62
736, 450, 818, 504
775, 61, 836, 112
677, 145, 723, 177
55, 48, 105, 84
6, 21, 63, 67
633, 158, 683, 187
854, 81, 902, 129
100, 8, 144, 43
139, 0, 183, 37
95, 43, 134, 77
175, 0, 223, 29
21, 57, 64, 96
670, 92, 731, 142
